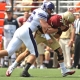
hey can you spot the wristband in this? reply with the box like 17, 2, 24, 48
58, 27, 62, 32
45, 34, 51, 40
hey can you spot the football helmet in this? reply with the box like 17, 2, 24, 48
62, 11, 75, 25
42, 2, 55, 13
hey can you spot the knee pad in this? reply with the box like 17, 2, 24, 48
55, 49, 64, 61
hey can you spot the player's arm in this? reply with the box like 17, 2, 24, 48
70, 25, 75, 42
39, 19, 54, 41
39, 19, 58, 34
39, 18, 66, 35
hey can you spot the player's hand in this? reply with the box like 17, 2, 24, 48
54, 33, 60, 38
68, 39, 74, 47
47, 39, 53, 44
60, 26, 66, 31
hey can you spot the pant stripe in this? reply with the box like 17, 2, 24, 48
29, 28, 38, 57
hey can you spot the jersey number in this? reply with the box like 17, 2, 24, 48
27, 11, 36, 22
27, 16, 33, 22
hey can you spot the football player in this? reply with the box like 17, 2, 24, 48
0, 1, 55, 77
6, 11, 75, 77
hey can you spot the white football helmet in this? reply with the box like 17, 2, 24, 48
62, 11, 75, 25
41, 2, 55, 13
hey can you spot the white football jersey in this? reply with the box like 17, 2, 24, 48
24, 8, 49, 32
6, 8, 49, 57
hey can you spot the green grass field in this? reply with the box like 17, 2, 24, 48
0, 68, 80, 80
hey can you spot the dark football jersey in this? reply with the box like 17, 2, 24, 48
48, 15, 69, 35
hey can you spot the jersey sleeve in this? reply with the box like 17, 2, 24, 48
37, 12, 48, 21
